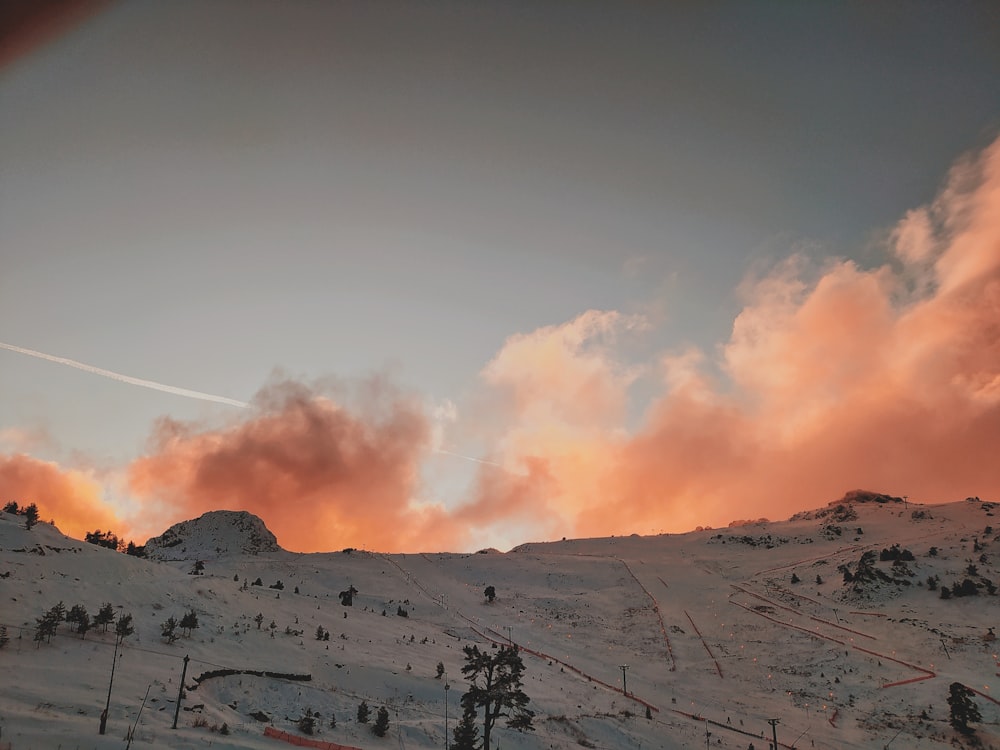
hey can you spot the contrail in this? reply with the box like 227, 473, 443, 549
433, 447, 505, 468
0, 340, 250, 408
2, 340, 509, 467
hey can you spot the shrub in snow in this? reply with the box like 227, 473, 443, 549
372, 706, 390, 737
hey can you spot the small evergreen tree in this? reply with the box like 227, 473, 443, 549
161, 616, 179, 643
180, 610, 199, 637
316, 625, 327, 641
357, 700, 370, 723
452, 705, 479, 750
76, 611, 92, 638
68, 605, 91, 638
66, 604, 88, 625
436, 661, 446, 679
125, 541, 146, 557
254, 612, 264, 629
2, 501, 18, 514
34, 610, 59, 645
24, 503, 39, 529
115, 612, 135, 641
298, 708, 316, 735
94, 602, 115, 631
372, 706, 390, 737
948, 682, 981, 734
484, 585, 496, 603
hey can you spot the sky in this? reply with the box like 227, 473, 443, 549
1, 1, 999, 553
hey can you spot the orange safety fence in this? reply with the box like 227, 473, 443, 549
263, 725, 363, 750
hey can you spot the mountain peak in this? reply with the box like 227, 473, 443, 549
143, 510, 280, 560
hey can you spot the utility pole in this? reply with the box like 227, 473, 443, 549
172, 655, 190, 729
444, 676, 450, 750
767, 718, 779, 749
505, 625, 512, 646
619, 664, 630, 696
99, 614, 124, 735
903, 495, 909, 510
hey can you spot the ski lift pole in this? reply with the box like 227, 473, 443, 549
172, 655, 190, 729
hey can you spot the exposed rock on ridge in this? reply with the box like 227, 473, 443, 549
144, 510, 280, 560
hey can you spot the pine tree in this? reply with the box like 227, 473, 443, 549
436, 661, 445, 679
948, 682, 982, 734
115, 612, 135, 641
66, 604, 88, 625
372, 706, 390, 737
180, 610, 199, 637
161, 616, 179, 643
94, 602, 115, 632
76, 611, 92, 638
34, 610, 59, 645
459, 644, 534, 750
357, 700, 370, 724
68, 605, 91, 638
298, 708, 316, 735
24, 503, 39, 529
452, 705, 479, 750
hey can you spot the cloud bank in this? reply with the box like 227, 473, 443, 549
2, 135, 998, 551
0, 454, 120, 539
469, 135, 1000, 540
123, 377, 468, 553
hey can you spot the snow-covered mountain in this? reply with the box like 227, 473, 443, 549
2, 492, 999, 749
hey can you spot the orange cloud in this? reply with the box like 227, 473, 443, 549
125, 377, 461, 552
0, 453, 122, 539
469, 134, 1000, 540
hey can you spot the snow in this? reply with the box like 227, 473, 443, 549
2, 496, 1000, 749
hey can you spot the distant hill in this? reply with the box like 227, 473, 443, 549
144, 509, 281, 560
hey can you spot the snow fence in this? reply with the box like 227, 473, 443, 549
263, 725, 363, 750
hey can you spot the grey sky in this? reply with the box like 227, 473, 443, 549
2, 1, 999, 531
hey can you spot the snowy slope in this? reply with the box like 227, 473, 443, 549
2, 493, 1000, 749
